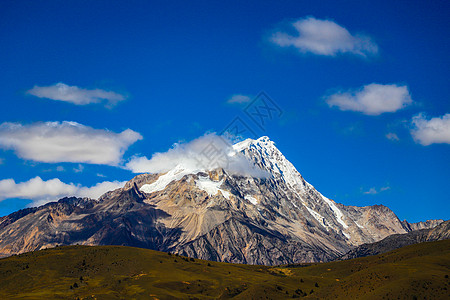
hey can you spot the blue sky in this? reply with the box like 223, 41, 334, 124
0, 0, 449, 222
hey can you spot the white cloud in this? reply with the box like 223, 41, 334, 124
271, 16, 378, 57
386, 132, 400, 141
76, 181, 126, 201
326, 83, 412, 115
0, 121, 142, 165
27, 83, 126, 106
227, 94, 252, 104
73, 164, 84, 173
0, 176, 126, 206
364, 186, 390, 195
126, 133, 268, 177
411, 113, 450, 146
56, 166, 65, 172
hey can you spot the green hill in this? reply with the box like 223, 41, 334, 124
0, 240, 449, 299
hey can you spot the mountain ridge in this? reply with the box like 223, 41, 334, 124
0, 136, 443, 264
340, 219, 450, 260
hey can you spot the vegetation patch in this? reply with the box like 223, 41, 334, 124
0, 240, 448, 299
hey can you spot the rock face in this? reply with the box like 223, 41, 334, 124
340, 220, 450, 260
401, 219, 444, 231
0, 136, 444, 264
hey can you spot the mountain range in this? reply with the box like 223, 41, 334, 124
340, 219, 450, 260
0, 136, 444, 264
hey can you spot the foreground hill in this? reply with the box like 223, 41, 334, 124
0, 137, 442, 264
341, 220, 450, 260
0, 240, 448, 299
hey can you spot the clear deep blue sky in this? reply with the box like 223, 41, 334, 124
0, 0, 449, 222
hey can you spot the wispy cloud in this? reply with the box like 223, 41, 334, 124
386, 132, 400, 141
325, 83, 412, 115
126, 133, 268, 177
364, 186, 390, 195
27, 83, 126, 107
73, 164, 84, 173
0, 176, 126, 206
270, 16, 378, 57
226, 94, 252, 104
0, 121, 142, 165
411, 113, 450, 146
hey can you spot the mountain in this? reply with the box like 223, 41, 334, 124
1, 240, 449, 299
0, 136, 442, 264
340, 220, 450, 260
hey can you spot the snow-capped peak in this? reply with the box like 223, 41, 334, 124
233, 136, 349, 230
233, 136, 306, 191
255, 135, 274, 144
139, 135, 350, 236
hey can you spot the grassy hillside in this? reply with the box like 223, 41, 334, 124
0, 240, 449, 299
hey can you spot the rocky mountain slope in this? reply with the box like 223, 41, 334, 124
0, 136, 443, 264
340, 220, 450, 260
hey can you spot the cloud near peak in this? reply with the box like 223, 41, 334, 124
271, 16, 378, 57
27, 83, 126, 107
125, 133, 268, 178
364, 186, 390, 195
325, 83, 412, 115
0, 121, 142, 165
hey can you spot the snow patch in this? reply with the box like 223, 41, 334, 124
305, 205, 327, 227
244, 195, 258, 205
355, 221, 365, 229
140, 164, 194, 194
195, 176, 230, 199
321, 194, 348, 229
